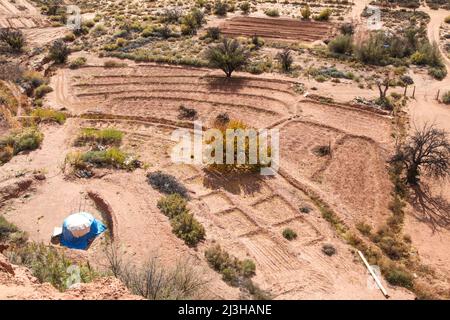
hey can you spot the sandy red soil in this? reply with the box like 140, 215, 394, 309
1, 1, 450, 300
219, 17, 334, 42
0, 60, 407, 299
0, 252, 141, 299
0, 0, 48, 28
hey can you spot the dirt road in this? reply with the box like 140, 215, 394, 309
409, 5, 450, 133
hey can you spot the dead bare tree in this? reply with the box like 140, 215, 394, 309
391, 123, 450, 186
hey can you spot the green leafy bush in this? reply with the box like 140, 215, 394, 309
322, 244, 337, 256
0, 215, 28, 244
412, 42, 444, 68
385, 267, 414, 289
442, 91, 450, 104
34, 84, 53, 98
328, 34, 353, 55
265, 8, 279, 17
171, 212, 205, 246
103, 60, 128, 68
301, 5, 311, 19
22, 71, 46, 89
214, 0, 228, 16
157, 194, 189, 219
67, 147, 135, 170
69, 57, 87, 69
6, 243, 97, 291
206, 120, 271, 173
356, 222, 372, 236
241, 259, 256, 277
410, 51, 427, 65
31, 108, 67, 124
181, 9, 204, 36
312, 144, 331, 156
282, 228, 297, 240
75, 128, 123, 146
355, 32, 390, 65
240, 1, 250, 14
428, 67, 447, 80
0, 128, 43, 156
206, 27, 221, 40
204, 245, 267, 298
205, 245, 255, 281
0, 28, 25, 52
81, 148, 127, 168
49, 39, 70, 64
314, 8, 332, 21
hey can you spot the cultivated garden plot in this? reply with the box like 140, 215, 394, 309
0, 0, 47, 28
1, 0, 450, 302
219, 16, 334, 42
49, 63, 297, 128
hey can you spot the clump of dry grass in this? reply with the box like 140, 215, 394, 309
0, 128, 43, 164
75, 128, 124, 146
31, 108, 67, 124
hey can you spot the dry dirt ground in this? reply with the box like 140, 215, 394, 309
1, 54, 414, 299
0, 0, 66, 47
0, 252, 141, 299
312, 1, 450, 287
0, 0, 46, 28
219, 17, 334, 42
1, 0, 450, 300
402, 4, 450, 282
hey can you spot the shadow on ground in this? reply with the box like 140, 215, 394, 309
202, 170, 272, 196
410, 182, 450, 232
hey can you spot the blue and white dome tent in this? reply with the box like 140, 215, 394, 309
60, 212, 107, 250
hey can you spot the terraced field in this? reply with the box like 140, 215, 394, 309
42, 60, 406, 297
219, 17, 334, 42
3, 0, 450, 301
0, 0, 48, 28
50, 64, 298, 128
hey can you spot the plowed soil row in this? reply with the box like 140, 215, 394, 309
0, 0, 47, 28
219, 17, 333, 41
50, 64, 300, 128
